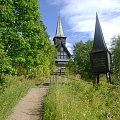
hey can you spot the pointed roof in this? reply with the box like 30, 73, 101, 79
92, 13, 107, 52
55, 16, 65, 37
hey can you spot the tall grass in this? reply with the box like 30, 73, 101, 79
0, 75, 46, 120
43, 76, 120, 120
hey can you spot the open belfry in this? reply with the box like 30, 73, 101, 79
53, 16, 71, 67
90, 13, 112, 84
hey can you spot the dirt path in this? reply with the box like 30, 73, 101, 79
7, 85, 49, 120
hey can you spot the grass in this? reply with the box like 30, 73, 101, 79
43, 76, 120, 120
0, 75, 47, 120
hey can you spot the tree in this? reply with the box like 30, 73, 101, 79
73, 40, 93, 79
111, 35, 120, 82
0, 0, 56, 77
0, 0, 17, 75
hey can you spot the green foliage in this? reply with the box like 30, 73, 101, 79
43, 76, 120, 120
0, 49, 15, 76
0, 0, 56, 77
0, 76, 32, 120
73, 40, 93, 79
0, 75, 47, 120
111, 35, 120, 83
66, 60, 76, 75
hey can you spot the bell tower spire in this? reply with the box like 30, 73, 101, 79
55, 16, 65, 37
53, 16, 66, 45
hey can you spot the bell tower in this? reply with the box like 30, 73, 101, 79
53, 16, 66, 46
90, 13, 112, 84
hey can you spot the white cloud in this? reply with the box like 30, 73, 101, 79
66, 42, 73, 54
50, 0, 120, 46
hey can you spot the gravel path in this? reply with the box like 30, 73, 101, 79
7, 85, 49, 120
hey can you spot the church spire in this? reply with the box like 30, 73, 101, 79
55, 16, 65, 37
92, 13, 107, 52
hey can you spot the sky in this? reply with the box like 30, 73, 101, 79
39, 0, 120, 54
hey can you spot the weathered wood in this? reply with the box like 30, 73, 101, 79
90, 13, 112, 84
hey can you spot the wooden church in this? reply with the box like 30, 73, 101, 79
53, 16, 71, 67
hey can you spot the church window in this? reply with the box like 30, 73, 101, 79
64, 52, 67, 55
57, 52, 60, 55
60, 47, 64, 51
57, 56, 60, 59
61, 52, 64, 55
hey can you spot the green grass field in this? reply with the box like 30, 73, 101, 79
43, 76, 120, 120
0, 75, 46, 120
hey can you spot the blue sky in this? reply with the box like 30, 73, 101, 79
38, 0, 120, 53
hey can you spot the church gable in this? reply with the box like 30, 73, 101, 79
57, 46, 69, 59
